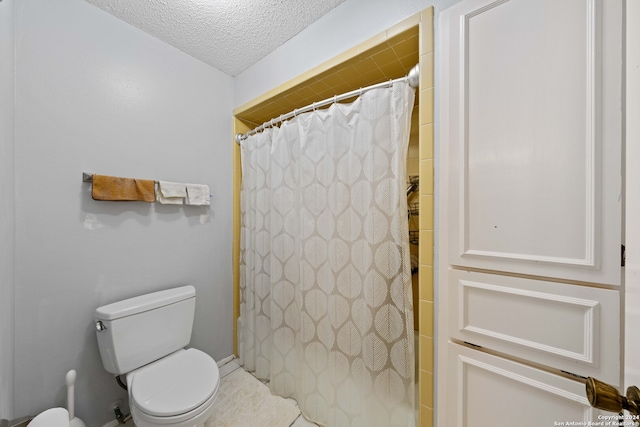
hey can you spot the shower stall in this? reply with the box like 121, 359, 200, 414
232, 8, 435, 426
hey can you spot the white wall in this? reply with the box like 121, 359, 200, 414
234, 0, 460, 108
0, 0, 15, 421
12, 0, 234, 425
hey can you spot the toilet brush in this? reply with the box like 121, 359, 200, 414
65, 370, 87, 427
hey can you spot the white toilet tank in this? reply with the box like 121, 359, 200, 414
95, 285, 196, 375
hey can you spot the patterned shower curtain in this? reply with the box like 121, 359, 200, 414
239, 81, 416, 427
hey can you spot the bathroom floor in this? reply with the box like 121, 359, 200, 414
115, 358, 316, 427
215, 331, 420, 427
217, 359, 319, 427
118, 344, 418, 427
216, 339, 419, 427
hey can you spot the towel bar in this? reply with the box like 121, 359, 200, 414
82, 172, 214, 199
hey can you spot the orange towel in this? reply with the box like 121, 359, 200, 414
91, 175, 156, 202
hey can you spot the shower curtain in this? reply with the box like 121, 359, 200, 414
239, 81, 416, 427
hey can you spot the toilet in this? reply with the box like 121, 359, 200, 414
94, 285, 220, 427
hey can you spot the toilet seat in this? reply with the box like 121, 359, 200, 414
129, 348, 220, 421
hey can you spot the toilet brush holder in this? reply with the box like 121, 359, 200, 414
65, 370, 86, 427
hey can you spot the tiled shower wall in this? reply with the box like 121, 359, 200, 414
417, 8, 435, 426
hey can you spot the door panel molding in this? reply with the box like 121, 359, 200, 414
457, 0, 601, 269
446, 0, 621, 285
449, 343, 601, 426
449, 269, 620, 384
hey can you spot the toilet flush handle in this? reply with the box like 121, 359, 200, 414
95, 321, 107, 332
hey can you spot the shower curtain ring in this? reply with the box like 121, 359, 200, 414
312, 102, 317, 111
333, 95, 338, 105
359, 87, 363, 97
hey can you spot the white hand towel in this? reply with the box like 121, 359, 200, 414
186, 184, 210, 206
156, 181, 187, 205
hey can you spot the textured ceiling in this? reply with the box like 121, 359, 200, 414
84, 0, 346, 76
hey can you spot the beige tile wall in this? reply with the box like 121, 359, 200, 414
234, 21, 420, 127
407, 105, 420, 331
418, 8, 435, 427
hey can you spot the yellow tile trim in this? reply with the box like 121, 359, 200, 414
419, 405, 434, 427
386, 13, 420, 40
419, 334, 434, 373
419, 195, 434, 230
419, 370, 434, 408
354, 32, 388, 57
420, 52, 434, 89
419, 265, 434, 302
419, 159, 434, 195
232, 118, 250, 356
417, 11, 435, 427
419, 230, 433, 266
420, 13, 434, 55
419, 301, 434, 337
417, 10, 435, 414
420, 124, 434, 160
419, 88, 434, 126
421, 6, 434, 19
233, 12, 422, 117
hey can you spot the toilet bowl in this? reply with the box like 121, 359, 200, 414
28, 408, 70, 427
127, 348, 220, 427
95, 286, 220, 427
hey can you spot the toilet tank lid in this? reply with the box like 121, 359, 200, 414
95, 285, 195, 321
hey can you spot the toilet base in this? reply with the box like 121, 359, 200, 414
130, 394, 217, 427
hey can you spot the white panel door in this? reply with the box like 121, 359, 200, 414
438, 0, 623, 425
447, 343, 603, 426
445, 0, 622, 285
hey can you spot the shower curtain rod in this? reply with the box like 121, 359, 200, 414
234, 63, 420, 144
